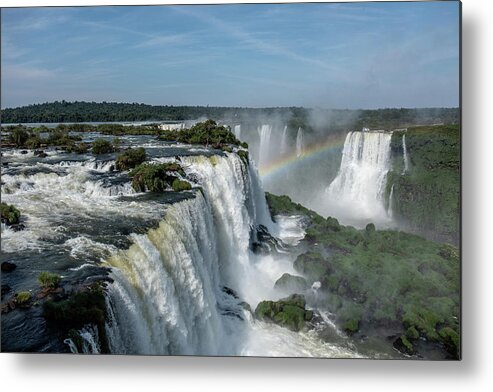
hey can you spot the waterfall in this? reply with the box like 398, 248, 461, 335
64, 325, 101, 354
296, 127, 304, 157
257, 124, 272, 169
280, 125, 288, 155
387, 184, 395, 218
326, 131, 393, 226
105, 154, 274, 355
234, 124, 241, 140
402, 134, 409, 174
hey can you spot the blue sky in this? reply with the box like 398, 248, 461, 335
1, 1, 460, 109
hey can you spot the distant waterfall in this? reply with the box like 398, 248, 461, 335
296, 128, 304, 157
402, 134, 409, 174
280, 125, 288, 155
387, 184, 395, 218
234, 125, 241, 140
327, 131, 393, 226
257, 124, 272, 169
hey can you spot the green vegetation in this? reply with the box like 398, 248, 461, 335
171, 178, 192, 192
255, 294, 313, 332
129, 162, 186, 192
91, 138, 115, 154
265, 192, 460, 359
237, 150, 249, 163
0, 202, 21, 225
159, 119, 240, 146
1, 124, 88, 153
387, 125, 460, 244
1, 101, 458, 129
42, 282, 108, 353
115, 147, 147, 171
38, 271, 61, 289
16, 291, 32, 306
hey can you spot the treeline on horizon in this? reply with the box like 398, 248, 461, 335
1, 101, 459, 129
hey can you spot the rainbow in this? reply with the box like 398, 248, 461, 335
259, 132, 347, 179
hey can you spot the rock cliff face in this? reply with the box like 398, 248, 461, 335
386, 125, 460, 245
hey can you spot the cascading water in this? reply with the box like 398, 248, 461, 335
234, 124, 241, 140
280, 125, 288, 155
104, 153, 359, 357
257, 124, 272, 169
402, 134, 409, 174
387, 184, 395, 218
296, 127, 304, 157
326, 130, 393, 227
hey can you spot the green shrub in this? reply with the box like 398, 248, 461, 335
172, 178, 192, 192
26, 136, 42, 149
38, 271, 61, 289
65, 143, 89, 154
16, 291, 32, 305
92, 138, 114, 154
129, 162, 185, 192
115, 147, 147, 171
237, 150, 249, 163
0, 202, 21, 225
9, 127, 30, 147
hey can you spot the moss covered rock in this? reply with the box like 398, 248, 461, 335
254, 294, 312, 332
0, 202, 21, 225
172, 178, 192, 192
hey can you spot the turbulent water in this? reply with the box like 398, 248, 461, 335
1, 133, 362, 357
325, 131, 393, 227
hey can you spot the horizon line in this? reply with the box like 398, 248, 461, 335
1, 100, 460, 111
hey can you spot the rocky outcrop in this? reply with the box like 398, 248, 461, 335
274, 273, 308, 293
254, 294, 313, 332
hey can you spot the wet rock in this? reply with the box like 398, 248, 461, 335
222, 286, 239, 299
1, 261, 17, 273
36, 287, 66, 301
9, 223, 26, 232
20, 150, 28, 155
1, 298, 16, 314
1, 284, 12, 300
393, 335, 415, 355
274, 273, 308, 293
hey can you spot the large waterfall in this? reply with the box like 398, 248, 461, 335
326, 131, 393, 227
257, 124, 272, 169
104, 153, 357, 356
